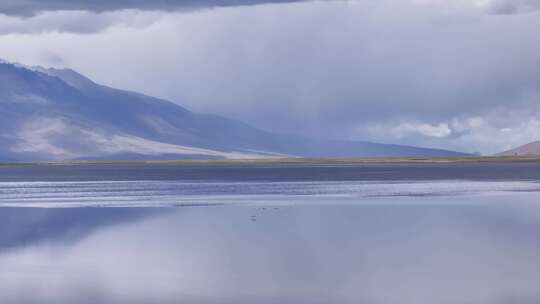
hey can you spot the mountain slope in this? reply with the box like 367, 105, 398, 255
496, 141, 540, 156
0, 61, 469, 160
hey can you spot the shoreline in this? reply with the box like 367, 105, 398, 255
2, 156, 540, 167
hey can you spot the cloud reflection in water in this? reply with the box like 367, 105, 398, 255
1, 194, 540, 303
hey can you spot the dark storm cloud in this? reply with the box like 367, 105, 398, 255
0, 0, 312, 16
0, 10, 131, 34
485, 0, 540, 14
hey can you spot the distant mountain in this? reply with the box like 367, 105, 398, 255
496, 141, 540, 156
0, 61, 469, 161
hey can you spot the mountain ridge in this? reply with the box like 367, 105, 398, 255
0, 60, 470, 160
496, 141, 540, 156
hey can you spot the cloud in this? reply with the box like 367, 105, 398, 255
482, 0, 540, 14
391, 123, 453, 139
0, 10, 162, 34
363, 108, 540, 155
0, 0, 313, 16
1, 0, 540, 153
0, 0, 319, 34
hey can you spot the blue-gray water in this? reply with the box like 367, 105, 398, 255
1, 163, 540, 303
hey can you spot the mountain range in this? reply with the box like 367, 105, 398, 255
496, 141, 540, 157
0, 60, 468, 161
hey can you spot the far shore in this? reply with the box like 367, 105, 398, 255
2, 155, 540, 167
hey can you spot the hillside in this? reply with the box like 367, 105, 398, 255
496, 141, 540, 156
0, 61, 469, 160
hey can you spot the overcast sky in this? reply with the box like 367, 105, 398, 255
0, 0, 539, 154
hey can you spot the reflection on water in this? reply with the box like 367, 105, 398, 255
2, 180, 540, 207
2, 193, 540, 304
0, 208, 160, 251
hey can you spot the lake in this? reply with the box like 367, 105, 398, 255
1, 162, 540, 303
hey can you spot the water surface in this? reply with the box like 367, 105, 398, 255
1, 163, 539, 303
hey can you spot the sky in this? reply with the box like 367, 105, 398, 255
0, 0, 539, 154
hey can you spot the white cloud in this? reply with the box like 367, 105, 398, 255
363, 107, 540, 155
392, 122, 453, 138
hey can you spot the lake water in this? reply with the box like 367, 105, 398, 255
1, 162, 540, 303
